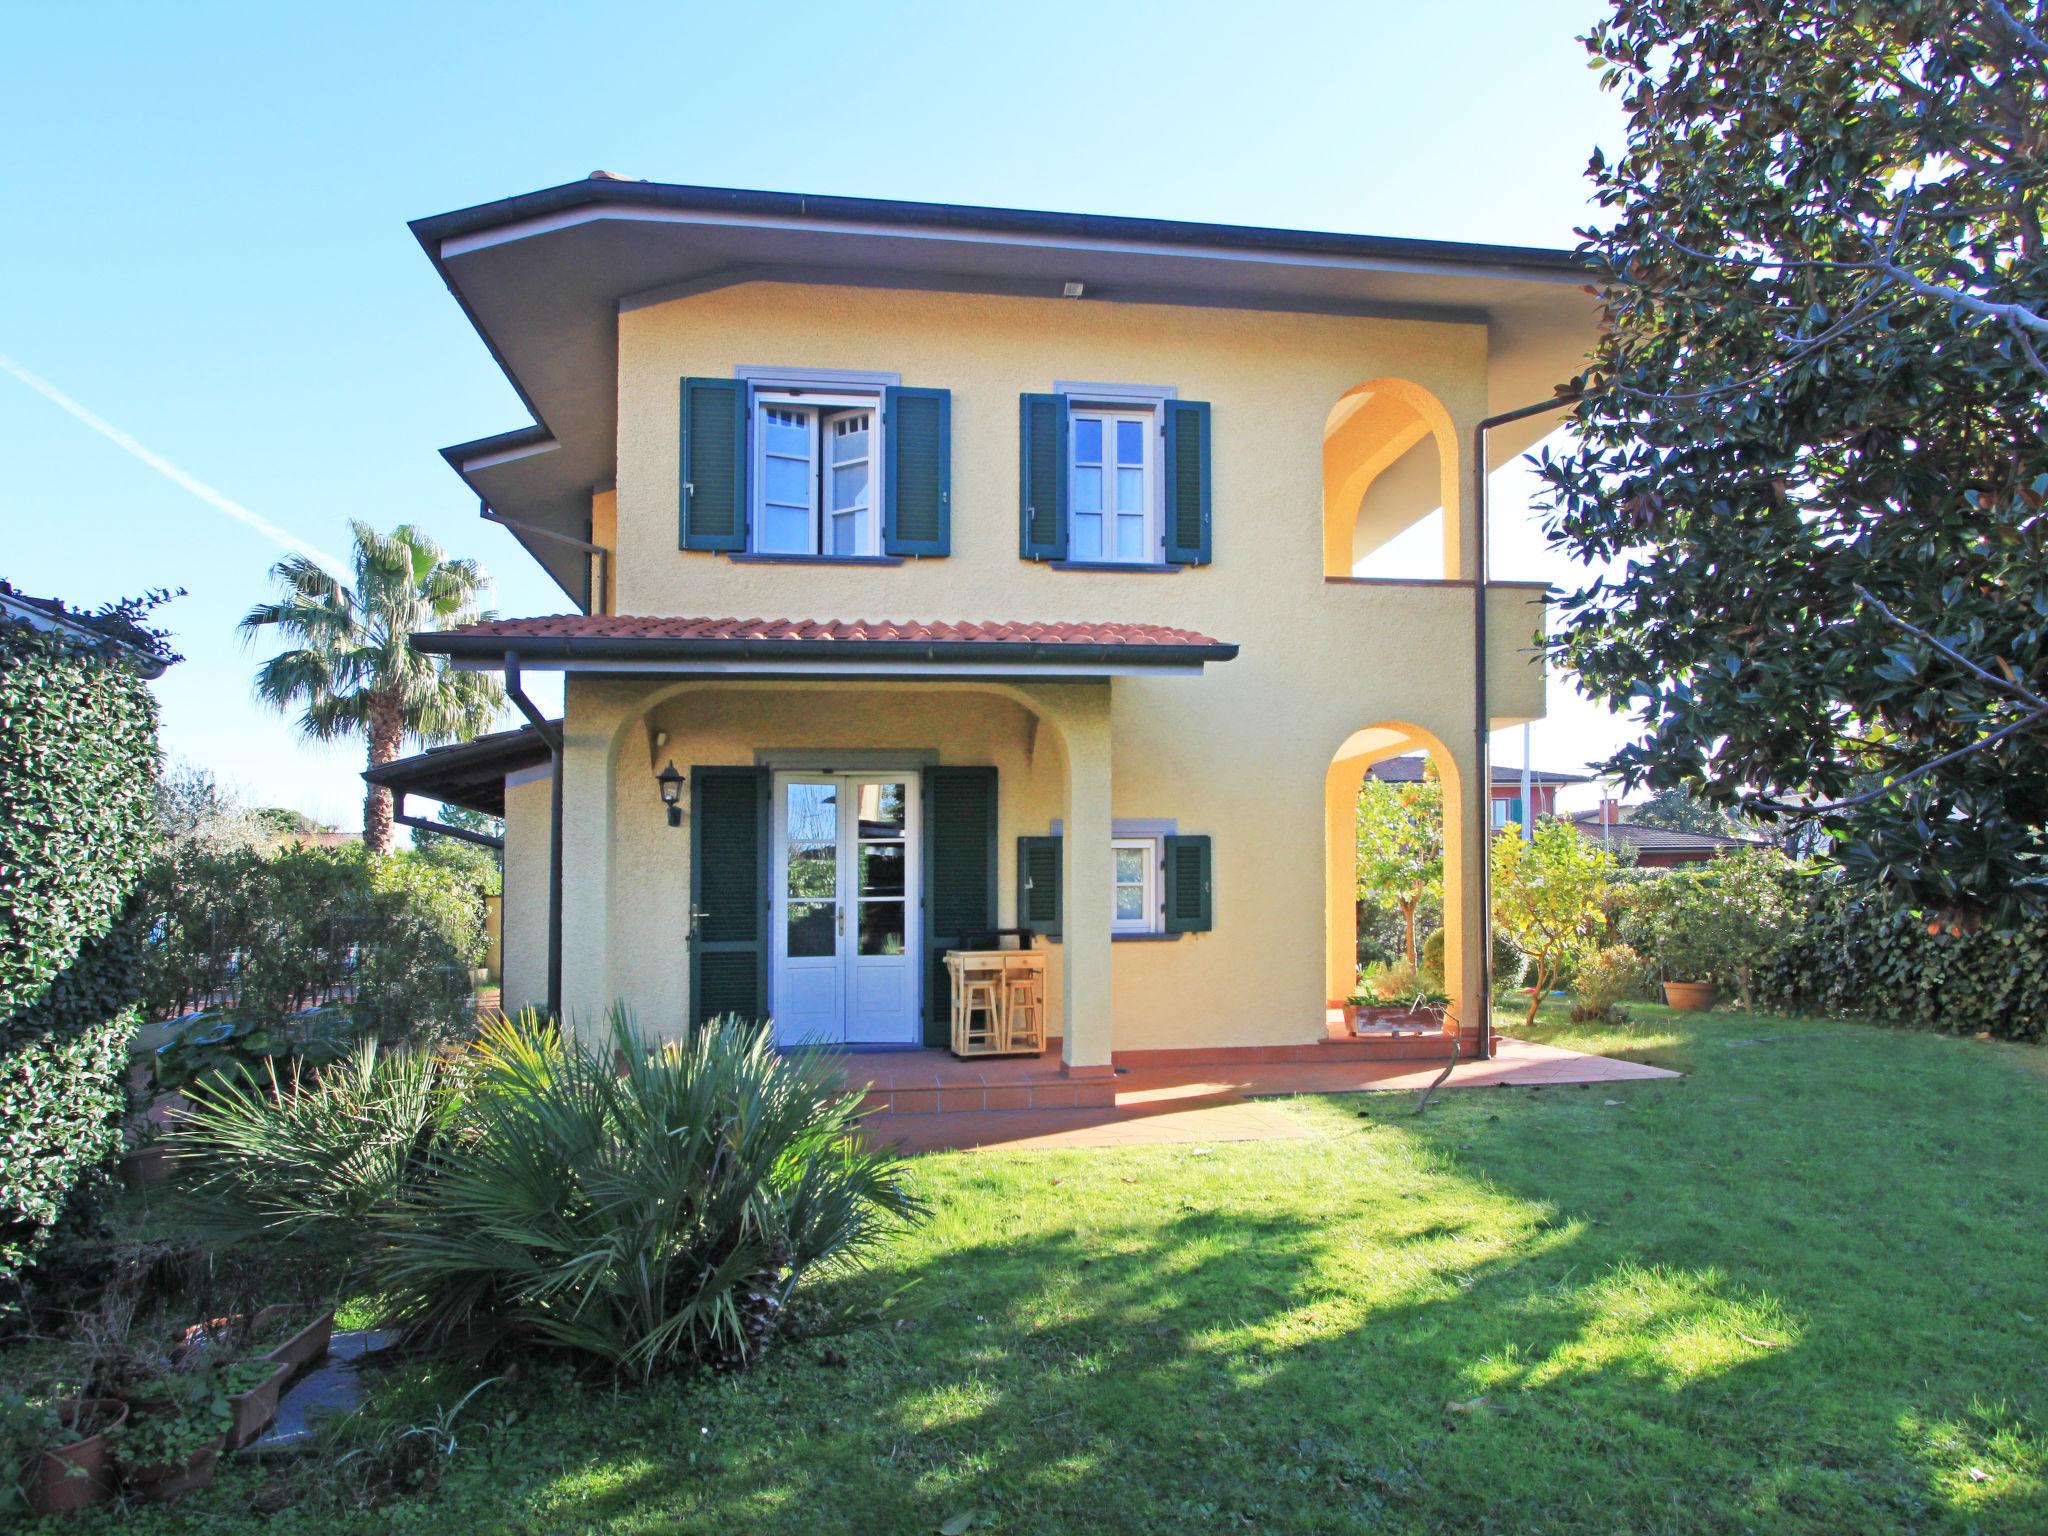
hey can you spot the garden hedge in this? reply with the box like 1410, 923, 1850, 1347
1756, 873, 2048, 1042
0, 616, 162, 1301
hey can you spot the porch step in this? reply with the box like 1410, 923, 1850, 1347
858, 1079, 1116, 1115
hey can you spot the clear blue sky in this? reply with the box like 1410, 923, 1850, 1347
1, 1, 1626, 831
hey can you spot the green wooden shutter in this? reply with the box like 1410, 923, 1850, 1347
689, 766, 768, 1030
1017, 835, 1063, 939
1019, 393, 1069, 560
884, 386, 951, 557
679, 377, 748, 551
1163, 834, 1213, 933
921, 766, 998, 1045
1162, 399, 1212, 565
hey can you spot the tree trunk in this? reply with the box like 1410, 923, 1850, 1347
363, 692, 405, 856
1400, 898, 1418, 966
1522, 954, 1548, 1030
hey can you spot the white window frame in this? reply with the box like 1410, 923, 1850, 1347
746, 385, 885, 557
1112, 834, 1162, 933
1491, 797, 1512, 829
1066, 403, 1160, 565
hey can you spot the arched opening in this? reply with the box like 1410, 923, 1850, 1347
1321, 378, 1460, 580
1324, 723, 1471, 1030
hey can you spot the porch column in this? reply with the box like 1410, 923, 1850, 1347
1059, 687, 1114, 1077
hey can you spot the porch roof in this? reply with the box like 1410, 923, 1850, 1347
414, 614, 1239, 679
362, 721, 555, 816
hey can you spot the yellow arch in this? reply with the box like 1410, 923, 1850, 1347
1322, 720, 1467, 1006
1321, 378, 1460, 579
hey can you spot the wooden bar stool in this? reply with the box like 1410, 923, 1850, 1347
1002, 968, 1044, 1053
958, 967, 1006, 1055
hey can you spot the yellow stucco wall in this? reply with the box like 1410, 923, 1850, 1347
500, 770, 552, 1014
522, 281, 1549, 1052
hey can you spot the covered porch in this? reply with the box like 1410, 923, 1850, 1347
409, 614, 1241, 1079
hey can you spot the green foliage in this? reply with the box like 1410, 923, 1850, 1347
137, 843, 482, 1083
120, 1360, 234, 1468
0, 1392, 63, 1516
0, 615, 162, 1301
1354, 772, 1443, 964
1627, 786, 1749, 841
410, 807, 503, 898
241, 522, 504, 854
1491, 821, 1618, 1025
1420, 925, 1527, 992
1756, 872, 2048, 1041
1625, 850, 1793, 987
168, 1039, 454, 1259
1356, 958, 1444, 1008
1570, 945, 1649, 1025
379, 1009, 923, 1378
150, 1005, 360, 1093
1542, 0, 2048, 923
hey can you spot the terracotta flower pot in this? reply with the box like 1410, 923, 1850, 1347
223, 1361, 293, 1451
255, 1306, 335, 1379
23, 1398, 127, 1515
125, 1440, 223, 1503
1663, 980, 1720, 1012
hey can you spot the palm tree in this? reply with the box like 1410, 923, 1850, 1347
241, 522, 504, 854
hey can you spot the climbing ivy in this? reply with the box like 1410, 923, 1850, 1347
0, 611, 165, 1302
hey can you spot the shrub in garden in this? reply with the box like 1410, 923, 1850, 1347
1754, 873, 2048, 1041
1626, 849, 1791, 1006
139, 843, 484, 1086
172, 1008, 923, 1378
0, 605, 167, 1305
1420, 926, 1527, 993
1569, 946, 1648, 1025
379, 1009, 923, 1377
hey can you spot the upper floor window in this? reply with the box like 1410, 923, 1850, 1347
1020, 387, 1211, 568
755, 393, 880, 557
680, 373, 951, 560
1069, 408, 1156, 563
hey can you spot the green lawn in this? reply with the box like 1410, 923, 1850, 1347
53, 1006, 2048, 1534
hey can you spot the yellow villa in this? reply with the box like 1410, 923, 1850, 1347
371, 174, 1598, 1087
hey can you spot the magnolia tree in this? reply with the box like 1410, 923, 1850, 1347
1355, 771, 1444, 966
1492, 819, 1619, 1028
1542, 0, 2048, 927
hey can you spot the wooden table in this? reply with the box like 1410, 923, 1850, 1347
944, 950, 1047, 1057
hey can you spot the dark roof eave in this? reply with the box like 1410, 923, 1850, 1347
409, 177, 1591, 279
413, 632, 1238, 668
363, 723, 554, 791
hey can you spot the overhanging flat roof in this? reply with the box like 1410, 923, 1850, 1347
412, 175, 1600, 606
363, 722, 555, 817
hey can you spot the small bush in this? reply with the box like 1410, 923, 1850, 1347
1570, 945, 1649, 1024
138, 844, 483, 1082
1418, 927, 1529, 992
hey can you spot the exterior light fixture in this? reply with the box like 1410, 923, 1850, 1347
1062, 280, 1085, 298
656, 761, 684, 827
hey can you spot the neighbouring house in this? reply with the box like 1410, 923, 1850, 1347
1365, 753, 1587, 832
368, 174, 1598, 1079
1568, 800, 1762, 868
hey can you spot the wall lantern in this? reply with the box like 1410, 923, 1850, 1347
656, 761, 685, 827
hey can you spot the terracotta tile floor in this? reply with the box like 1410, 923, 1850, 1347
861, 1036, 1679, 1153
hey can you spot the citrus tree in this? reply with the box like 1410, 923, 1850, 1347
1492, 818, 1618, 1028
1356, 770, 1443, 966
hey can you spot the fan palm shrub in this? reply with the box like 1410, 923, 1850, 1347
377, 1009, 921, 1378
165, 1039, 455, 1261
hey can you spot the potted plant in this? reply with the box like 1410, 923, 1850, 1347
4, 1394, 131, 1516
1645, 877, 1732, 1010
118, 1363, 234, 1502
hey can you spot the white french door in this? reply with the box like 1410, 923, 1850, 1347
770, 772, 920, 1046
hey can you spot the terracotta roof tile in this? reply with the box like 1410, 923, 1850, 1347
434, 615, 1228, 648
